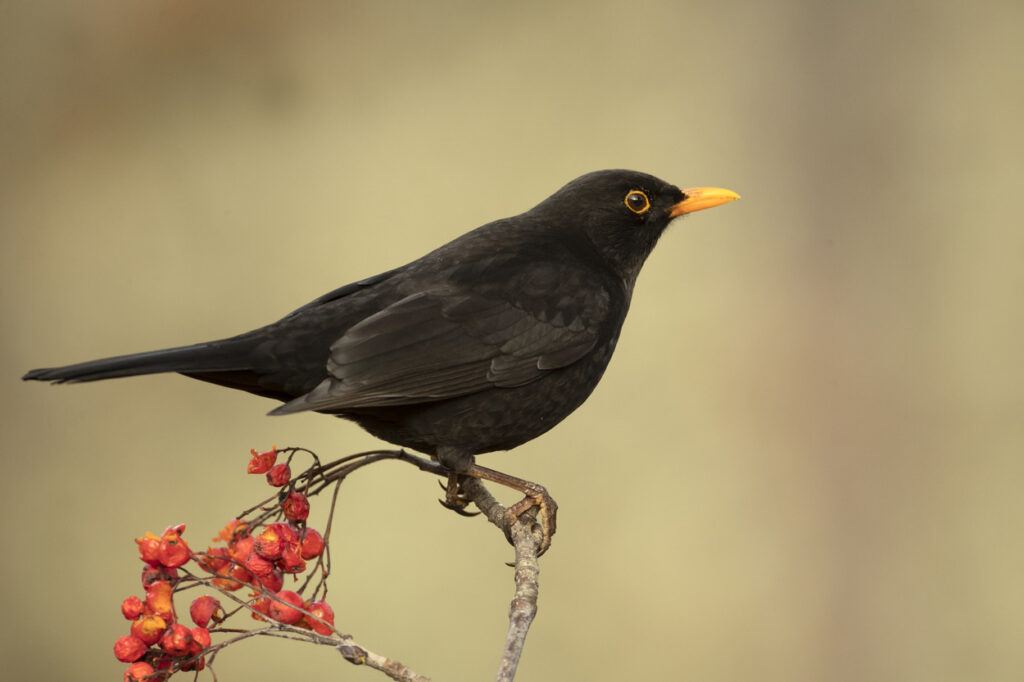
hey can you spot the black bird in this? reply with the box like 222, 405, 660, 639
23, 169, 738, 548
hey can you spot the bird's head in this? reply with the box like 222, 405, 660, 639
529, 169, 739, 282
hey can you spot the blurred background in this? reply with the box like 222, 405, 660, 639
2, 1, 1022, 680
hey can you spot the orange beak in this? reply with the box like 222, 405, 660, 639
668, 187, 740, 218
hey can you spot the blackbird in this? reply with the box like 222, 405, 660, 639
24, 169, 738, 548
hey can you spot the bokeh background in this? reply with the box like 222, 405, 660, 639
2, 1, 1022, 680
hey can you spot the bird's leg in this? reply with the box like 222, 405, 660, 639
435, 447, 557, 553
462, 463, 558, 555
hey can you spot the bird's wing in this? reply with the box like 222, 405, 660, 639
270, 262, 611, 414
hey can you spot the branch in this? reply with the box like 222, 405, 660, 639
158, 448, 547, 682
459, 478, 543, 682
298, 448, 547, 681
183, 569, 433, 682
335, 636, 431, 682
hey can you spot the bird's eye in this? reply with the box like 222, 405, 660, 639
624, 190, 650, 215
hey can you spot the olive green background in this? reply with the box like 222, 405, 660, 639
2, 1, 1022, 680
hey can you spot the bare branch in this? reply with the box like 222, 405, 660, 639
459, 478, 543, 682
170, 448, 547, 682
335, 636, 432, 682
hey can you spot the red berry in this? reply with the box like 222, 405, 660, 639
247, 447, 278, 474
305, 600, 336, 636
196, 547, 229, 574
245, 551, 275, 577
278, 545, 306, 574
113, 634, 148, 662
272, 522, 300, 545
255, 568, 284, 593
229, 563, 254, 587
191, 626, 212, 650
160, 623, 194, 657
300, 528, 325, 559
121, 595, 144, 620
266, 463, 291, 487
136, 532, 162, 566
267, 590, 304, 624
282, 491, 310, 521
250, 596, 271, 621
254, 527, 284, 560
189, 596, 222, 628
158, 530, 191, 568
211, 571, 245, 592
163, 523, 186, 536
124, 661, 155, 682
229, 535, 255, 564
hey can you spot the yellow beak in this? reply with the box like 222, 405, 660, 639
668, 187, 740, 218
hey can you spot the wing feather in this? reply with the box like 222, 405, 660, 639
270, 262, 611, 415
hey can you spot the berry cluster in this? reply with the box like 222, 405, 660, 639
113, 525, 213, 680
113, 447, 336, 681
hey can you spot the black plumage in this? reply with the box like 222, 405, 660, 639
24, 169, 738, 484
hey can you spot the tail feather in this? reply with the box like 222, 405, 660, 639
22, 341, 252, 384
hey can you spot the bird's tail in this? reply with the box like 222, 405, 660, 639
22, 339, 254, 384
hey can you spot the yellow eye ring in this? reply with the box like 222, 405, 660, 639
624, 190, 650, 214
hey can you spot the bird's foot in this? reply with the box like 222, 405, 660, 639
502, 481, 558, 556
437, 474, 481, 517
465, 464, 558, 556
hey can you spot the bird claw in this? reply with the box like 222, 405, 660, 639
437, 474, 481, 517
502, 482, 558, 556
436, 465, 557, 555
437, 497, 482, 517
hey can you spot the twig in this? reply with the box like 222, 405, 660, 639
335, 635, 432, 682
182, 566, 433, 682
459, 478, 543, 682
197, 448, 545, 682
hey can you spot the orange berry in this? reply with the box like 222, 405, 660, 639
136, 532, 162, 566
213, 519, 248, 544
145, 580, 174, 621
130, 613, 167, 646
